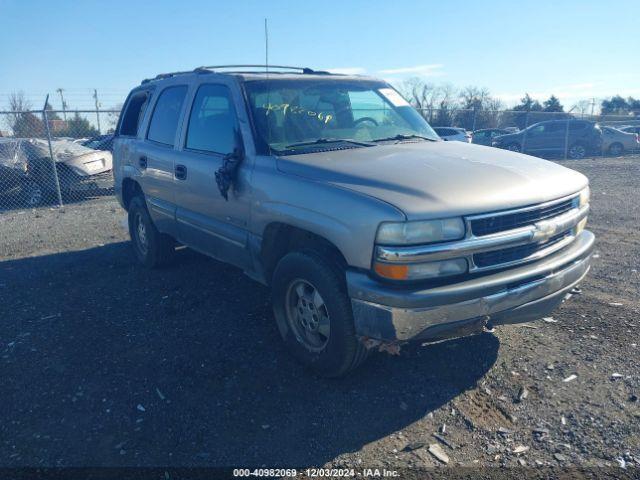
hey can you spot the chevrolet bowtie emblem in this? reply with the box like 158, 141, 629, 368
532, 220, 557, 242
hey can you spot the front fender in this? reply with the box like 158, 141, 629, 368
251, 165, 405, 269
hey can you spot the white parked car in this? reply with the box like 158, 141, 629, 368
433, 127, 471, 143
601, 126, 639, 156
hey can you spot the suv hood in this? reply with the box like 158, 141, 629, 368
276, 141, 588, 220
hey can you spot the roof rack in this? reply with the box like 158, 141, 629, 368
141, 65, 332, 84
195, 65, 330, 74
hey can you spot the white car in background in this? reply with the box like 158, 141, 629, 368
619, 125, 640, 136
601, 126, 639, 156
433, 127, 471, 143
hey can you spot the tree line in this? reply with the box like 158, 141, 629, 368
398, 78, 638, 130
3, 91, 99, 138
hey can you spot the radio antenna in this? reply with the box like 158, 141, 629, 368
264, 18, 272, 155
264, 18, 269, 73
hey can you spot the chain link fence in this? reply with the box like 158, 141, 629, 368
0, 108, 120, 212
1, 103, 638, 213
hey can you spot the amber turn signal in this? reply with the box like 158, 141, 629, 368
373, 262, 409, 280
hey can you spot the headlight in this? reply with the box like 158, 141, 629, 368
374, 258, 468, 281
579, 186, 590, 207
576, 186, 590, 233
376, 217, 465, 245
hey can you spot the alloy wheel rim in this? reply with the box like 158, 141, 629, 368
135, 213, 148, 255
27, 186, 42, 206
569, 145, 586, 159
285, 279, 330, 352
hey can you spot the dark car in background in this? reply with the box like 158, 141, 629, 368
471, 128, 511, 146
492, 119, 602, 159
82, 134, 115, 152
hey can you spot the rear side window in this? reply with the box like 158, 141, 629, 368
119, 91, 150, 136
569, 121, 587, 131
544, 122, 564, 133
147, 86, 188, 146
185, 84, 238, 154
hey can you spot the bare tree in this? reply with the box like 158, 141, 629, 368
399, 78, 440, 120
6, 91, 31, 130
572, 99, 592, 117
459, 86, 490, 110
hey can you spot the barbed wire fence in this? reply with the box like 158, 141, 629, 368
1, 95, 638, 214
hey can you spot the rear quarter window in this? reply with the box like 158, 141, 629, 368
119, 91, 151, 137
147, 86, 189, 146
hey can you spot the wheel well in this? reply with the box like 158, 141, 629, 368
122, 178, 142, 211
260, 223, 348, 285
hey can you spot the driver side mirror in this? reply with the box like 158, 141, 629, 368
215, 128, 245, 201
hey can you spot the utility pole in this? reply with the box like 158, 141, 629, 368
56, 88, 67, 121
590, 97, 596, 117
93, 89, 101, 133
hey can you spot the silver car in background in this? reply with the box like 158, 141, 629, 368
601, 126, 639, 156
0, 138, 112, 206
433, 126, 471, 142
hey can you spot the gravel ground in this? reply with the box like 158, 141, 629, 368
1, 156, 639, 477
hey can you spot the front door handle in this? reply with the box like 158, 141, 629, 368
139, 156, 147, 169
175, 164, 187, 180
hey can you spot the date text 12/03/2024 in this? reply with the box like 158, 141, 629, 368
233, 468, 400, 477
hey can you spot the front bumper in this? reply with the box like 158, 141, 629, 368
347, 230, 594, 342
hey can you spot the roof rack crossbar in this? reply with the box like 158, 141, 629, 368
197, 64, 307, 71
141, 69, 197, 84
142, 65, 333, 84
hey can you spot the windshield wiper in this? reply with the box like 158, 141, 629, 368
284, 138, 375, 149
372, 134, 436, 143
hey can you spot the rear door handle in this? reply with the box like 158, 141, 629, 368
175, 164, 187, 180
139, 156, 147, 169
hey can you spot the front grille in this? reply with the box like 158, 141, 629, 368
470, 198, 575, 236
473, 232, 570, 268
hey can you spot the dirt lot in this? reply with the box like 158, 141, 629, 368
1, 156, 639, 477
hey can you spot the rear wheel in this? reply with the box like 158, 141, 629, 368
128, 195, 175, 268
507, 143, 521, 153
608, 142, 624, 157
271, 250, 369, 377
568, 143, 587, 160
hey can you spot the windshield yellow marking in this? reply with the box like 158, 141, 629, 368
262, 103, 333, 124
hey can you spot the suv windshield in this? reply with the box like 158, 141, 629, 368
243, 78, 438, 154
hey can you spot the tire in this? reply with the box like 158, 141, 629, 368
608, 142, 624, 157
271, 250, 369, 377
568, 143, 587, 160
21, 181, 43, 207
507, 143, 521, 153
127, 195, 175, 268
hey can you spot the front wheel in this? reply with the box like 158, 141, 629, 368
21, 180, 44, 207
271, 250, 369, 377
127, 196, 175, 268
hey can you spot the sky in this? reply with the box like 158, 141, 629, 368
1, 0, 639, 111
